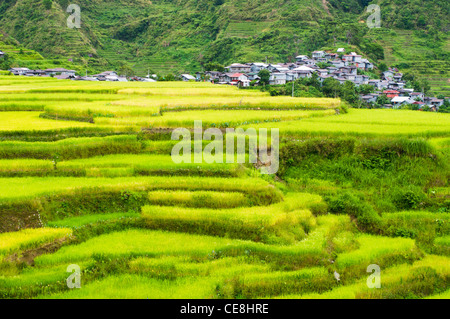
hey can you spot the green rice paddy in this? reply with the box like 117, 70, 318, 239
0, 76, 449, 299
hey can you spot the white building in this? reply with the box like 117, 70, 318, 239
181, 74, 196, 81
295, 55, 309, 62
312, 51, 326, 59
9, 67, 30, 75
250, 63, 268, 73
269, 73, 287, 85
391, 96, 414, 108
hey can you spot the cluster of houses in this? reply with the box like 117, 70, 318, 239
193, 50, 374, 87
190, 49, 447, 110
6, 67, 161, 82
6, 48, 447, 110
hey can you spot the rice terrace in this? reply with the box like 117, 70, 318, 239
0, 75, 449, 300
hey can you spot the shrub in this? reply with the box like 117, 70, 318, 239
327, 192, 383, 233
391, 186, 427, 210
279, 138, 356, 175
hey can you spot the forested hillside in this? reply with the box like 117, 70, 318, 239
0, 0, 448, 93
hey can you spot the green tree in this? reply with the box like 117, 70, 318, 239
413, 79, 431, 94
43, 0, 52, 10
378, 62, 388, 73
118, 64, 134, 77
341, 81, 358, 104
204, 62, 225, 72
376, 94, 390, 106
358, 84, 374, 95
258, 69, 270, 86
322, 78, 341, 98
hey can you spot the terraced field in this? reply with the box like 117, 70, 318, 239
367, 28, 450, 96
0, 75, 449, 299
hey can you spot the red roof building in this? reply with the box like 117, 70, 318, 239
383, 90, 400, 99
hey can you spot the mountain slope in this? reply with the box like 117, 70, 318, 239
0, 0, 448, 93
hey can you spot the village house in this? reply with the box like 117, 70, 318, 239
75, 76, 99, 81
391, 96, 414, 108
326, 66, 338, 73
316, 69, 329, 77
383, 90, 400, 99
246, 73, 260, 81
44, 68, 76, 76
429, 99, 444, 108
388, 81, 405, 90
354, 74, 369, 85
339, 66, 358, 76
335, 77, 347, 85
285, 72, 296, 82
342, 53, 362, 64
291, 69, 312, 79
181, 74, 196, 81
368, 79, 381, 89
382, 70, 395, 81
9, 67, 31, 75
329, 60, 345, 68
318, 74, 332, 83
295, 55, 308, 62
325, 53, 339, 61
93, 71, 128, 82
279, 63, 297, 70
218, 73, 233, 83
269, 73, 287, 85
409, 92, 424, 101
94, 71, 118, 77
412, 101, 425, 108
344, 74, 356, 82
267, 64, 283, 72
29, 70, 47, 76
303, 59, 317, 66
360, 95, 378, 104
250, 63, 268, 73
225, 63, 251, 73
379, 81, 390, 90
398, 88, 414, 96
196, 71, 222, 82
293, 65, 315, 72
357, 59, 374, 71
393, 73, 403, 81
230, 73, 249, 83
54, 74, 76, 80
312, 51, 326, 59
